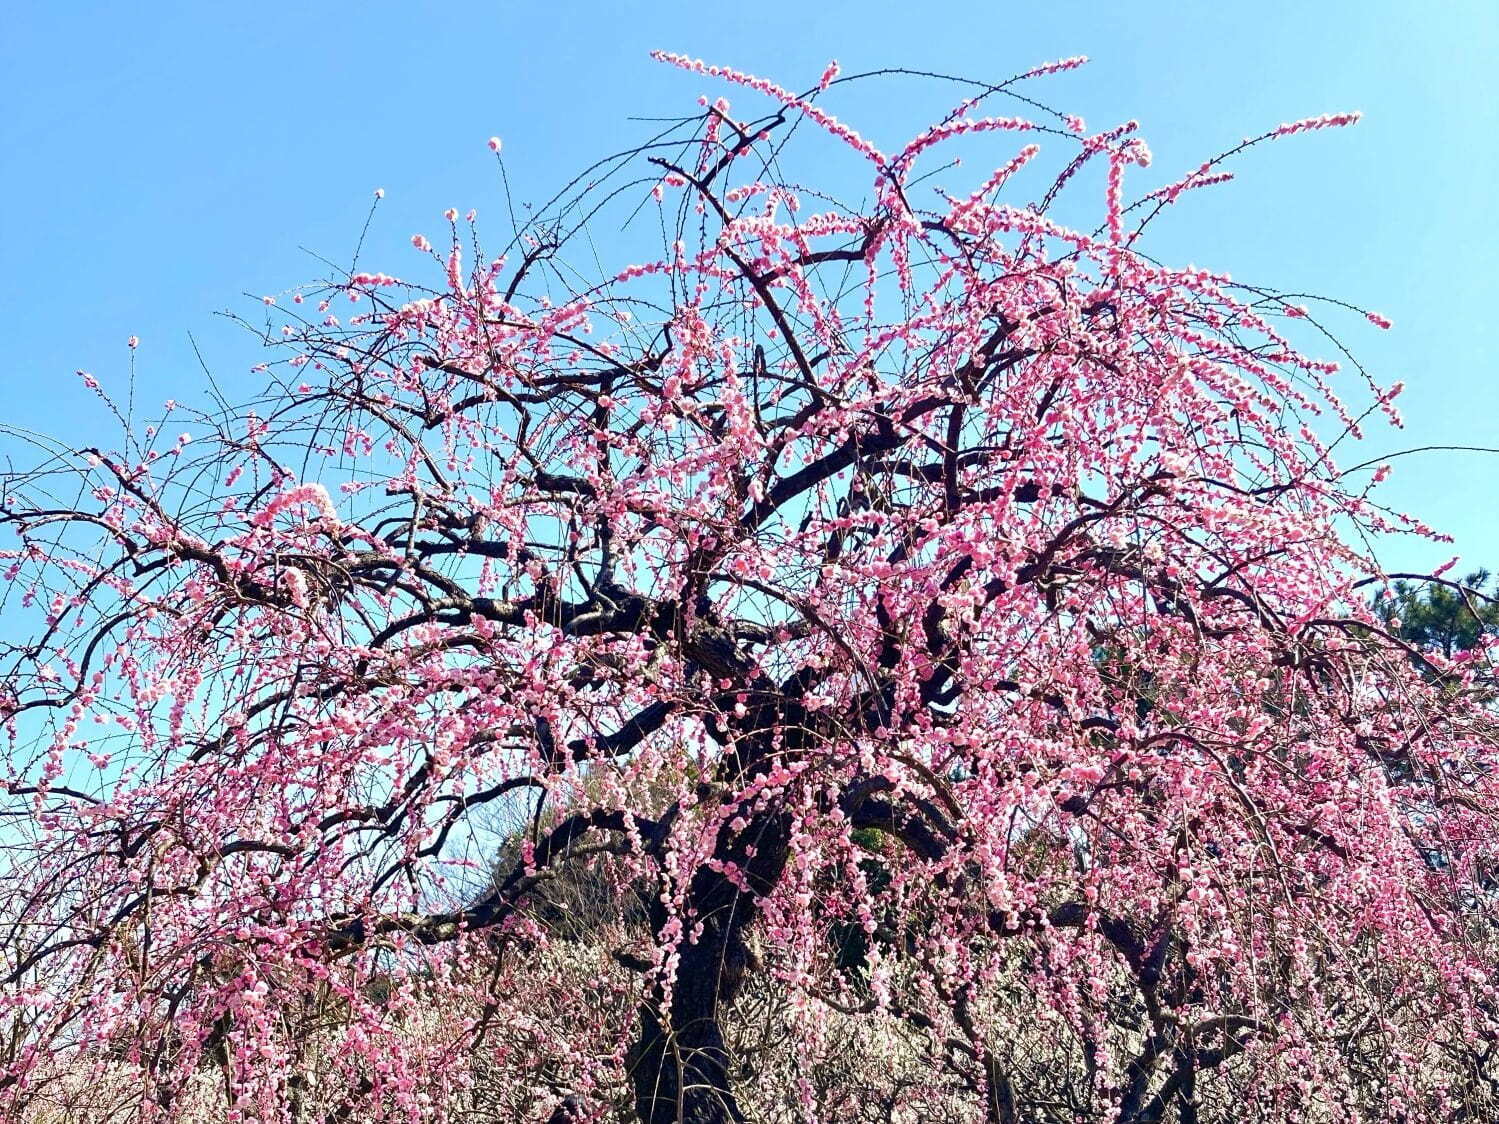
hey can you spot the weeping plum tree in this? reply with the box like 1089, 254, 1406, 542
4, 52, 1499, 1124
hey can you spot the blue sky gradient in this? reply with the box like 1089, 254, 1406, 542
2, 0, 1494, 573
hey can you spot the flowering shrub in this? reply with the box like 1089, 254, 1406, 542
3, 54, 1497, 1124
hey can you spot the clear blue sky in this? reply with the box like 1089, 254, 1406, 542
2, 0, 1494, 575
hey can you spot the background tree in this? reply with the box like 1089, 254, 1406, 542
1376, 570, 1499, 658
3, 54, 1498, 1124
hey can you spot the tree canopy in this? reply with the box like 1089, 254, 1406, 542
3, 54, 1497, 1124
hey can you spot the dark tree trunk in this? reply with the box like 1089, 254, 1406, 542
629, 810, 790, 1124
984, 1062, 1018, 1124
